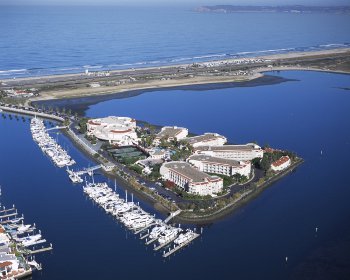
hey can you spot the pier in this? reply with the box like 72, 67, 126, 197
140, 233, 149, 240
0, 217, 23, 224
0, 206, 16, 214
153, 236, 178, 251
162, 233, 200, 258
74, 164, 103, 176
45, 125, 68, 132
25, 244, 53, 255
134, 222, 157, 235
164, 210, 182, 224
0, 211, 18, 219
145, 237, 158, 245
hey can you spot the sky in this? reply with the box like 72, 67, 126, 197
0, 0, 349, 6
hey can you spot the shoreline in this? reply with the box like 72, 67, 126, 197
0, 47, 348, 105
0, 105, 303, 224
175, 158, 304, 224
34, 74, 295, 115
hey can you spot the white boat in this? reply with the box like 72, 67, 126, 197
69, 173, 83, 183
174, 230, 194, 245
16, 224, 31, 234
9, 217, 24, 224
19, 234, 42, 246
28, 260, 42, 271
30, 118, 75, 168
150, 226, 166, 239
158, 228, 181, 244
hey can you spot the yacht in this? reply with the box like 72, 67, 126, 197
69, 172, 83, 184
16, 224, 32, 234
174, 230, 194, 245
150, 226, 166, 239
158, 228, 181, 244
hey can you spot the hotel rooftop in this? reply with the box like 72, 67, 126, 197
183, 133, 227, 146
188, 154, 242, 166
155, 126, 188, 140
194, 143, 261, 152
163, 162, 220, 183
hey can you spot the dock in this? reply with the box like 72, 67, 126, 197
22, 244, 53, 255
75, 164, 103, 176
153, 236, 178, 251
164, 210, 182, 224
140, 233, 149, 240
134, 223, 157, 235
45, 125, 68, 132
24, 239, 47, 248
145, 237, 158, 245
162, 233, 200, 258
0, 211, 18, 219
29, 246, 53, 254
0, 218, 20, 224
0, 207, 16, 214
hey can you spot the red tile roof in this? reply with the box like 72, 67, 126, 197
0, 261, 12, 268
272, 156, 290, 167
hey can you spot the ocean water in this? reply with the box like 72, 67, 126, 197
1, 5, 350, 279
0, 6, 350, 77
1, 70, 350, 279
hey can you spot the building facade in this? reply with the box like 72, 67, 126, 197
194, 143, 264, 161
160, 162, 223, 196
271, 156, 291, 172
188, 155, 251, 178
87, 116, 138, 146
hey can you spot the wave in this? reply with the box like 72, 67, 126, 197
83, 65, 103, 69
0, 69, 27, 74
1, 42, 349, 78
193, 53, 228, 60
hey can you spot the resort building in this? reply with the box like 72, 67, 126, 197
87, 116, 138, 146
194, 143, 264, 161
160, 162, 223, 196
183, 133, 227, 148
271, 156, 291, 172
153, 126, 188, 145
149, 149, 167, 160
188, 154, 251, 178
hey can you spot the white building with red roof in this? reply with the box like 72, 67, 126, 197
271, 156, 291, 172
87, 116, 138, 146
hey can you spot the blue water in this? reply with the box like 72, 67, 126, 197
0, 6, 350, 77
1, 70, 350, 279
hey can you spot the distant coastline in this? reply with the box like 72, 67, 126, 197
195, 5, 350, 14
0, 47, 349, 106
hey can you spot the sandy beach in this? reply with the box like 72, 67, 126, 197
1, 47, 349, 103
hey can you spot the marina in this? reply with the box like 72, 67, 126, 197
82, 177, 200, 258
162, 232, 200, 258
66, 164, 103, 183
0, 203, 52, 279
0, 1, 350, 277
30, 117, 75, 168
0, 69, 349, 279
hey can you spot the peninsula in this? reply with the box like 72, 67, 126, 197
0, 48, 349, 104
195, 5, 350, 14
0, 47, 348, 222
